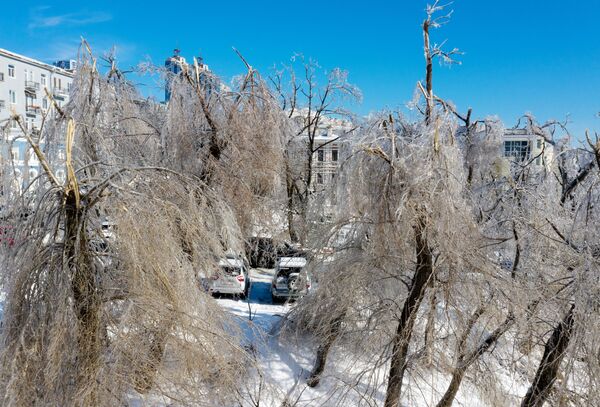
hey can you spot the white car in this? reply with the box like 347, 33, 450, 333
271, 257, 310, 302
208, 257, 250, 299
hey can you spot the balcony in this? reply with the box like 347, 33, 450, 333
52, 86, 69, 97
24, 81, 40, 92
26, 105, 41, 116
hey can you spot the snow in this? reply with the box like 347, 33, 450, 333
276, 257, 307, 268
214, 268, 527, 406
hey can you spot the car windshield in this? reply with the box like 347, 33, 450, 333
221, 266, 241, 276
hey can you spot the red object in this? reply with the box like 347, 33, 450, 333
0, 226, 15, 248
236, 275, 245, 282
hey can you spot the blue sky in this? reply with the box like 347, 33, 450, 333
1, 1, 599, 138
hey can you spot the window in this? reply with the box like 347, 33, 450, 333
10, 120, 17, 129
41, 74, 46, 86
11, 150, 19, 161
316, 173, 323, 184
25, 118, 35, 131
317, 150, 324, 162
42, 98, 48, 109
504, 140, 530, 162
8, 65, 15, 78
331, 149, 338, 162
9, 90, 16, 104
0, 72, 4, 81
536, 139, 542, 149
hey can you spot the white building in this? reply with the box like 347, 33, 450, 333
0, 48, 74, 193
503, 127, 553, 168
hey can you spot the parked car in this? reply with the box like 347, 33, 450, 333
207, 256, 249, 299
271, 257, 310, 302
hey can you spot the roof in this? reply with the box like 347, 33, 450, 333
277, 257, 307, 268
0, 48, 74, 77
218, 258, 244, 268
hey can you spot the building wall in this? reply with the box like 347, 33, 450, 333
503, 129, 553, 168
0, 49, 73, 192
311, 138, 340, 188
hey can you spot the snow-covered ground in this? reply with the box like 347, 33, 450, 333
215, 269, 523, 407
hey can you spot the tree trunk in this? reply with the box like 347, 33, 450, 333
521, 305, 575, 407
65, 191, 102, 405
285, 160, 299, 243
423, 20, 433, 125
436, 369, 466, 407
307, 314, 344, 387
384, 219, 434, 407
436, 313, 514, 407
423, 283, 438, 366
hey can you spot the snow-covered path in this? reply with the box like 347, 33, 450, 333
214, 269, 505, 407
216, 268, 288, 335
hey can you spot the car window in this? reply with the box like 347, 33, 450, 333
277, 267, 302, 277
221, 266, 241, 276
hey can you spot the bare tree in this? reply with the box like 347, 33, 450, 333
0, 44, 289, 406
271, 56, 361, 243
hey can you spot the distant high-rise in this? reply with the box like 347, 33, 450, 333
164, 49, 218, 102
164, 49, 186, 102
53, 59, 77, 72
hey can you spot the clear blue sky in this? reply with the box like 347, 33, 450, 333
1, 1, 599, 138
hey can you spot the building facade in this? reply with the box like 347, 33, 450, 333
503, 128, 553, 168
0, 48, 74, 192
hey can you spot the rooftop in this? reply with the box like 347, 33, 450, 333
0, 48, 74, 77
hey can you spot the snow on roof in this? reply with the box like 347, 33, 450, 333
277, 257, 307, 268
219, 258, 244, 268
0, 48, 74, 77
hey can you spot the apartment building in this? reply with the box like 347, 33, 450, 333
0, 48, 74, 192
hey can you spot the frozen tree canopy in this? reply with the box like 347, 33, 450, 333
0, 5, 599, 406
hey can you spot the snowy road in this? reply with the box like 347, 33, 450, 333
215, 268, 318, 406
215, 268, 289, 337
